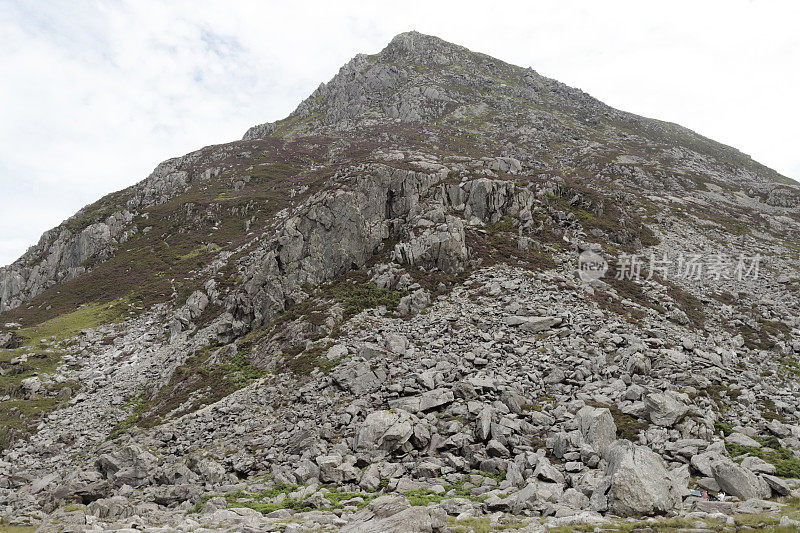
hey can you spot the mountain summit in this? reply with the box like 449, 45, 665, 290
2, 33, 800, 531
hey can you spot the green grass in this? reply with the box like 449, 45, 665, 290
179, 243, 221, 260
403, 482, 489, 506
0, 526, 39, 533
217, 485, 377, 515
725, 438, 800, 478
714, 420, 734, 436
327, 276, 407, 319
2, 300, 131, 353
282, 344, 343, 376
448, 517, 529, 533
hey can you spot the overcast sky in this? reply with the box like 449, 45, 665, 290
1, 0, 798, 267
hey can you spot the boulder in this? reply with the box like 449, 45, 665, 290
53, 469, 110, 504
741, 456, 776, 474
711, 460, 770, 500
690, 450, 725, 478
94, 444, 157, 488
727, 432, 762, 448
576, 405, 616, 455
762, 474, 792, 496
341, 495, 446, 533
354, 410, 414, 453
185, 290, 209, 319
592, 440, 683, 516
644, 391, 689, 427
389, 388, 454, 413
333, 360, 386, 395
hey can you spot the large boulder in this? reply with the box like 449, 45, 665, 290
576, 405, 617, 455
711, 459, 771, 500
592, 440, 683, 516
332, 360, 387, 395
52, 469, 110, 504
392, 214, 467, 274
644, 391, 689, 427
341, 495, 446, 533
388, 388, 454, 413
354, 410, 415, 453
690, 450, 725, 477
94, 444, 158, 488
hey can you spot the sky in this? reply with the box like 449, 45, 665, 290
1, 0, 798, 267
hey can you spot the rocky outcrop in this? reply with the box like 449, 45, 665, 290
228, 165, 540, 330
0, 211, 133, 312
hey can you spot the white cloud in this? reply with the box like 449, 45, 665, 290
1, 0, 798, 266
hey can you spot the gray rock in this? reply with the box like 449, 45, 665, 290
593, 440, 683, 516
389, 388, 454, 413
740, 456, 775, 474
341, 495, 446, 533
575, 405, 616, 455
333, 360, 386, 395
643, 391, 689, 427
727, 432, 762, 448
710, 460, 770, 500
762, 474, 792, 496
354, 410, 414, 453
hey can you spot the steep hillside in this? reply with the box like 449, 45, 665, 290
2, 32, 800, 532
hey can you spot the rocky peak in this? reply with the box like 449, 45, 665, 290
244, 31, 587, 138
381, 31, 469, 62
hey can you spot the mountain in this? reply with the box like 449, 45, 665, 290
2, 32, 800, 531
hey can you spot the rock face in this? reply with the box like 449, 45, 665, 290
2, 30, 800, 532
0, 214, 132, 312
593, 440, 683, 516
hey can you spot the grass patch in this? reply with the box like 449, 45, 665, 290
283, 344, 343, 376
448, 517, 529, 533
0, 526, 39, 533
663, 281, 705, 328
545, 181, 659, 250
726, 438, 800, 478
403, 488, 486, 506
465, 226, 557, 271
219, 485, 377, 515
328, 277, 406, 319
714, 420, 734, 437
